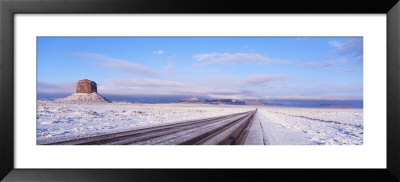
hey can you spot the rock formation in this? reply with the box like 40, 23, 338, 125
245, 101, 265, 106
76, 79, 97, 94
177, 98, 200, 103
320, 104, 353, 108
57, 79, 109, 104
203, 99, 246, 105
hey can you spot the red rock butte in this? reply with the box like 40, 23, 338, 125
76, 79, 97, 94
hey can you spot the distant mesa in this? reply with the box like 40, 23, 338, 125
204, 99, 246, 105
244, 101, 264, 106
320, 104, 353, 108
177, 98, 200, 103
57, 79, 110, 104
178, 98, 246, 105
76, 79, 97, 94
201, 99, 265, 106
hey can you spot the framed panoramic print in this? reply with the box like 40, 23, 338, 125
1, 0, 400, 181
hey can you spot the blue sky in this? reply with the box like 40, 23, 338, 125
37, 37, 363, 101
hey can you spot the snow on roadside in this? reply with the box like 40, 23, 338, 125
257, 107, 363, 145
243, 112, 264, 145
36, 101, 253, 144
257, 111, 313, 145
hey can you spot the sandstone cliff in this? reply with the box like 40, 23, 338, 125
76, 79, 97, 93
57, 79, 109, 104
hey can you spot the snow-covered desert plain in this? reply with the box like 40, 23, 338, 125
36, 101, 363, 145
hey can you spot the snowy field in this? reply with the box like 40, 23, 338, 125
255, 107, 363, 145
36, 101, 253, 144
36, 101, 363, 145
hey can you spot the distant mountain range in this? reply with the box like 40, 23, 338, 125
178, 98, 265, 106
319, 104, 353, 108
177, 98, 359, 108
37, 93, 363, 108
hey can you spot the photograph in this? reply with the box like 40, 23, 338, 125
36, 37, 363, 145
2, 0, 397, 180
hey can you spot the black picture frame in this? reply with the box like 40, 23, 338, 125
1, 0, 399, 181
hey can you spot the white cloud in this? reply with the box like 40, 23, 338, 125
70, 52, 159, 77
329, 38, 363, 56
108, 78, 185, 87
262, 82, 363, 100
243, 74, 291, 85
37, 81, 76, 94
193, 53, 291, 64
163, 62, 180, 74
98, 76, 254, 97
304, 38, 363, 72
99, 83, 247, 97
152, 50, 164, 55
203, 81, 362, 101
202, 74, 291, 89
305, 58, 347, 70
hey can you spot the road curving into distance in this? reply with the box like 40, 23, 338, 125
46, 109, 257, 145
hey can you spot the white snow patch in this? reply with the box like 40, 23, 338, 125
243, 112, 264, 145
55, 93, 109, 104
257, 107, 363, 145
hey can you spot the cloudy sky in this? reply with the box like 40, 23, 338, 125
37, 37, 363, 101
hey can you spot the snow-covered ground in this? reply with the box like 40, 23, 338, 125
36, 101, 363, 145
255, 107, 363, 145
36, 101, 253, 144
